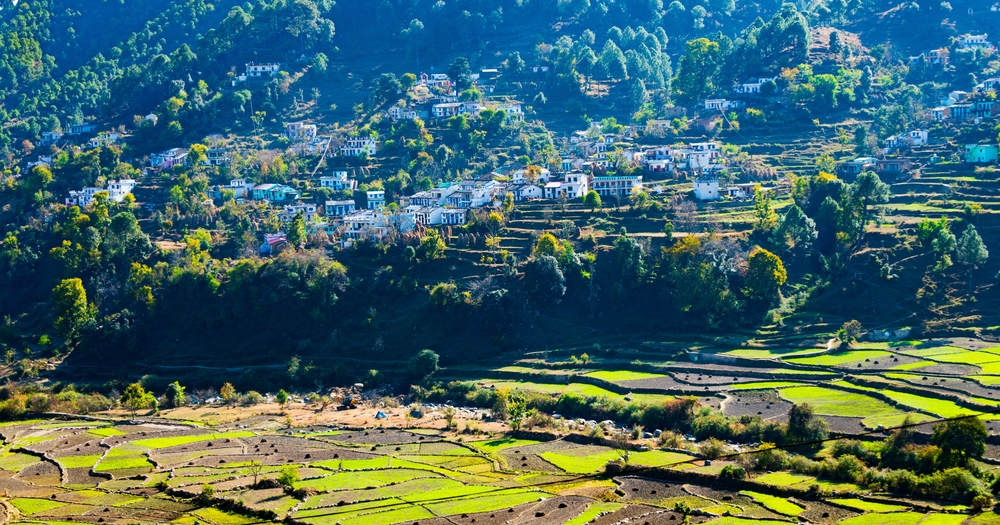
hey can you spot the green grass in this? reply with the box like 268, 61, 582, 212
131, 430, 255, 449
584, 370, 666, 382
193, 507, 264, 525
828, 498, 908, 512
898, 346, 968, 357
722, 348, 822, 359
840, 513, 965, 525
95, 456, 154, 471
861, 412, 935, 429
480, 380, 566, 394
972, 376, 1000, 385
424, 489, 546, 516
779, 386, 900, 417
891, 361, 937, 371
0, 452, 42, 472
87, 427, 126, 437
729, 381, 803, 390
539, 449, 691, 474
297, 468, 439, 492
740, 491, 803, 515
470, 438, 542, 453
10, 498, 66, 514
56, 454, 103, 469
881, 390, 996, 419
341, 505, 435, 525
922, 351, 1000, 365
785, 350, 891, 366
564, 502, 625, 525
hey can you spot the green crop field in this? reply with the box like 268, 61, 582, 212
722, 348, 822, 359
470, 438, 543, 452
828, 498, 909, 512
10, 498, 67, 514
584, 370, 667, 381
131, 431, 256, 449
564, 502, 625, 525
740, 491, 803, 515
779, 386, 901, 417
539, 449, 691, 474
87, 426, 127, 437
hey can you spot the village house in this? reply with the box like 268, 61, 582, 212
88, 132, 120, 149
421, 73, 452, 88
591, 174, 642, 198
341, 137, 377, 157
325, 200, 356, 217
542, 172, 589, 200
319, 171, 359, 191
65, 178, 137, 207
150, 148, 188, 170
66, 123, 96, 135
965, 144, 999, 163
976, 78, 1000, 92
961, 34, 992, 50
704, 99, 745, 112
508, 183, 544, 201
259, 233, 288, 256
252, 183, 300, 203
732, 77, 777, 94
367, 190, 386, 210
246, 62, 281, 78
28, 156, 52, 169
285, 122, 318, 141
836, 157, 878, 179
341, 210, 415, 244
280, 203, 318, 222
217, 178, 255, 199
931, 106, 950, 121
204, 148, 231, 166
883, 130, 929, 153
387, 106, 426, 121
694, 179, 721, 201
513, 167, 552, 184
877, 158, 913, 176
909, 49, 949, 66
40, 131, 63, 146
689, 142, 721, 170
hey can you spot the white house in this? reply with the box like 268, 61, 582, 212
694, 179, 721, 201
88, 132, 120, 149
325, 199, 356, 217
40, 131, 63, 146
387, 106, 424, 121
689, 142, 721, 170
513, 167, 552, 184
65, 179, 136, 207
319, 171, 358, 191
732, 77, 777, 94
508, 183, 544, 201
285, 122, 318, 141
367, 190, 386, 210
341, 138, 377, 157
961, 34, 992, 50
246, 63, 281, 77
218, 178, 254, 199
884, 130, 929, 152
544, 172, 589, 200
341, 210, 415, 244
704, 99, 745, 111
591, 174, 642, 198
432, 102, 466, 119
280, 203, 318, 222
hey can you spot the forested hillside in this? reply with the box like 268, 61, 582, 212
0, 0, 998, 396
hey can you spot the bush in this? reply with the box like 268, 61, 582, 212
719, 464, 746, 480
699, 437, 731, 459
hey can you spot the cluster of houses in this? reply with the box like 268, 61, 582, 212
383, 69, 523, 124
909, 34, 995, 67
65, 178, 137, 207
